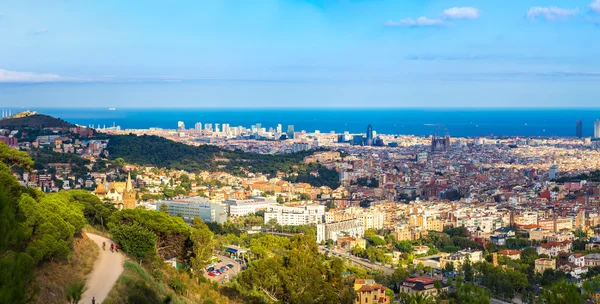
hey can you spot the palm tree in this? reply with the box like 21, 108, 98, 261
65, 279, 87, 304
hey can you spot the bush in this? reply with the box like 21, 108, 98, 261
152, 269, 163, 281
168, 277, 187, 295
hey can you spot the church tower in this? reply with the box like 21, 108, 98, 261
122, 172, 137, 209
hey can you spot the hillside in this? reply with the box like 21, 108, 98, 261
106, 134, 341, 188
0, 114, 75, 129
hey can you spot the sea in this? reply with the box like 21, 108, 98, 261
4, 108, 600, 138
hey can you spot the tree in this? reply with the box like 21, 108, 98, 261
539, 280, 583, 304
583, 276, 600, 300
110, 223, 157, 261
113, 157, 126, 167
190, 217, 214, 275
463, 258, 474, 282
0, 143, 34, 172
65, 278, 87, 304
299, 193, 311, 200
159, 204, 169, 213
396, 241, 413, 253
267, 218, 278, 232
108, 209, 190, 260
368, 235, 386, 246
401, 293, 434, 304
444, 262, 455, 273
455, 283, 491, 304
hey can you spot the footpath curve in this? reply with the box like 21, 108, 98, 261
81, 233, 125, 304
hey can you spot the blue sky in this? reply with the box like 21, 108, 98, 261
1, 0, 600, 108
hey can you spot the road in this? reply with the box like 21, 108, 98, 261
318, 246, 394, 275
81, 233, 125, 304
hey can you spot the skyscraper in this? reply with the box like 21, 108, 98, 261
549, 165, 559, 180
595, 120, 600, 139
366, 124, 373, 146
177, 121, 185, 131
287, 125, 295, 139
194, 122, 202, 134
576, 120, 582, 138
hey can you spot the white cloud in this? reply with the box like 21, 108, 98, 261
0, 69, 67, 83
0, 68, 184, 84
527, 7, 579, 21
386, 17, 444, 27
591, 0, 600, 13
442, 7, 480, 19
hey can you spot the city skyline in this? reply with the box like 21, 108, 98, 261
2, 0, 600, 108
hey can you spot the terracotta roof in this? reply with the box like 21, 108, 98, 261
358, 284, 386, 292
498, 249, 521, 256
540, 240, 571, 249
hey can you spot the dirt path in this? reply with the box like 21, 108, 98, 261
81, 233, 125, 304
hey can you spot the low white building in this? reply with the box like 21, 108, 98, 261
224, 198, 277, 217
264, 204, 325, 226
316, 219, 364, 243
156, 197, 227, 224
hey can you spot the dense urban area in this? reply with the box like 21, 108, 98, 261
3, 111, 600, 304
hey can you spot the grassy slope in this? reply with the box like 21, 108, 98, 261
104, 260, 234, 304
31, 236, 99, 304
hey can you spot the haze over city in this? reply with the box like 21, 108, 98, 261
2, 0, 600, 108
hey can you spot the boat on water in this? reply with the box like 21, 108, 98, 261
108, 108, 116, 111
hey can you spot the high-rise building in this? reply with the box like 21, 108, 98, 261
222, 123, 230, 135
276, 124, 282, 133
595, 120, 600, 139
177, 121, 185, 131
194, 122, 202, 134
576, 120, 583, 138
366, 124, 373, 146
287, 125, 295, 139
205, 123, 213, 132
549, 165, 559, 180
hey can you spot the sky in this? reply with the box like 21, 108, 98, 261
1, 0, 600, 108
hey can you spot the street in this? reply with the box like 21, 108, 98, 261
318, 245, 394, 275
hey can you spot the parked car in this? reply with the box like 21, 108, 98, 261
226, 264, 234, 269
208, 272, 216, 277
207, 267, 215, 272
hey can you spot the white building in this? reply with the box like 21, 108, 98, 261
264, 204, 325, 226
316, 219, 364, 243
357, 211, 385, 230
156, 197, 227, 224
224, 198, 278, 217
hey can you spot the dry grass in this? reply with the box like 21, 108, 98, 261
31, 236, 99, 304
83, 224, 112, 239
103, 259, 238, 304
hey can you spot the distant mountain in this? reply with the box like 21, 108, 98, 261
0, 114, 75, 129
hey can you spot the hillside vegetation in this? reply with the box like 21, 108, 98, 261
106, 134, 340, 188
0, 143, 98, 303
0, 114, 74, 129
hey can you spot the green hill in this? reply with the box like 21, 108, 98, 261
106, 134, 340, 188
0, 114, 75, 129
